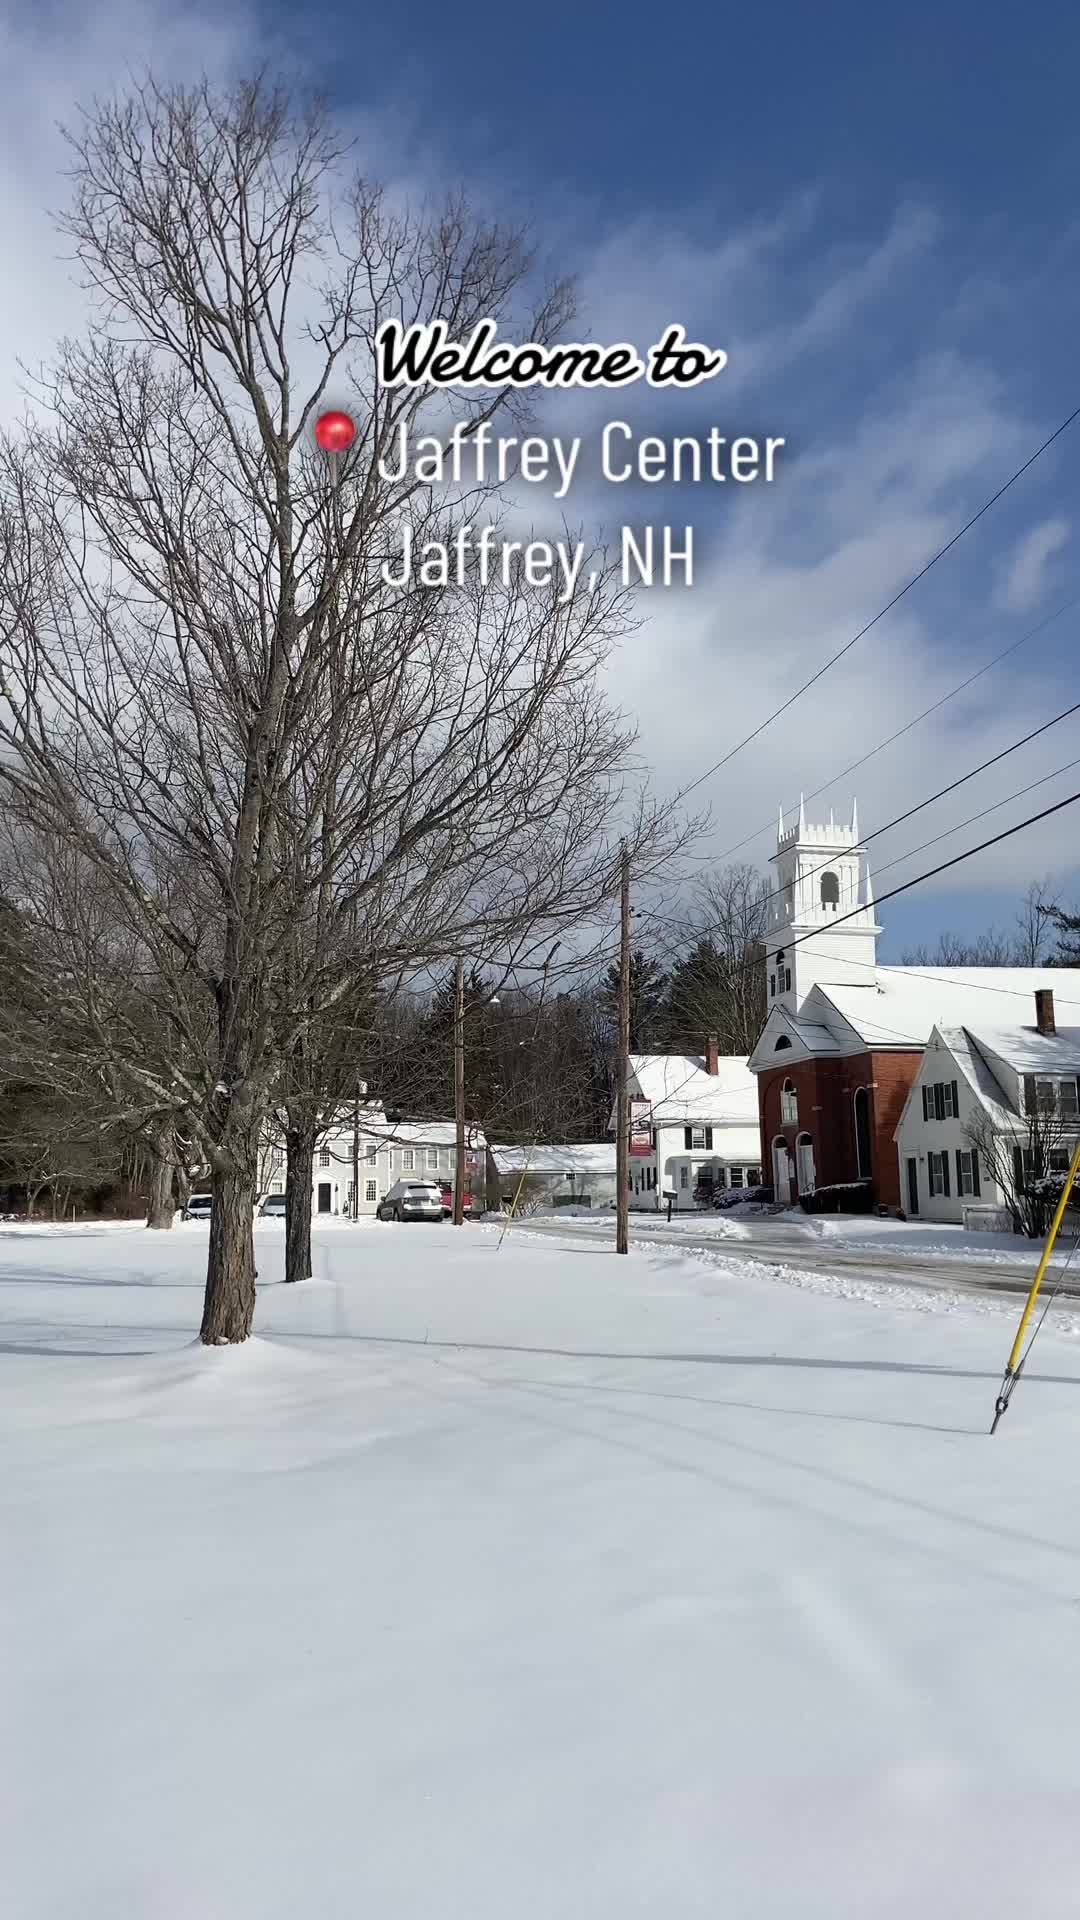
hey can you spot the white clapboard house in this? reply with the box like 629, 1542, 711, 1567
893, 989, 1080, 1226
623, 1042, 762, 1211
260, 1105, 487, 1218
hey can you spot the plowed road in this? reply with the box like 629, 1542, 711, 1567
502, 1216, 1080, 1302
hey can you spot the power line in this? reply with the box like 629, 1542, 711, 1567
644, 785, 1080, 1005
691, 588, 1080, 868
677, 405, 1080, 804
638, 693, 1080, 944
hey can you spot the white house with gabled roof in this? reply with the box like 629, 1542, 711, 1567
624, 1042, 762, 1210
258, 1105, 487, 1218
893, 995, 1080, 1224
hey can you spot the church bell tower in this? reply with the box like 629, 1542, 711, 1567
766, 797, 880, 1015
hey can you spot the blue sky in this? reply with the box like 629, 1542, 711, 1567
4, 0, 1080, 958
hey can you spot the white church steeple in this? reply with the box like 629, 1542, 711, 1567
767, 797, 880, 1013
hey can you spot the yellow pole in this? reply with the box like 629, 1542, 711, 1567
1003, 1133, 1080, 1376
496, 1153, 535, 1251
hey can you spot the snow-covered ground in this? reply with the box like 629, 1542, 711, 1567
769, 1209, 1048, 1262
5, 1219, 1080, 1917
539, 1202, 1053, 1264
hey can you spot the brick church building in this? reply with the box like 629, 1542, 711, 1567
747, 799, 1069, 1212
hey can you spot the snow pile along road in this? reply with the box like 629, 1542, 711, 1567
3, 1220, 1080, 1919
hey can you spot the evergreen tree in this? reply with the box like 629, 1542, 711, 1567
599, 949, 669, 1051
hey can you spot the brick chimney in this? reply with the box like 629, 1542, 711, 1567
1035, 988, 1056, 1036
705, 1035, 719, 1075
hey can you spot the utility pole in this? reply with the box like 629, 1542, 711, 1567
453, 955, 466, 1226
351, 1081, 361, 1222
616, 840, 630, 1256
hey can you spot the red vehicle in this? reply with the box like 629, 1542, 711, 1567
439, 1183, 481, 1218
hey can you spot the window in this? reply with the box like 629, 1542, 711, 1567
774, 1035, 792, 1051
365, 1141, 377, 1164
402, 1148, 414, 1171
853, 1087, 871, 1180
679, 1166, 688, 1189
684, 1125, 712, 1150
923, 1080, 959, 1121
928, 1151, 951, 1198
820, 870, 839, 908
729, 1166, 744, 1187
365, 1180, 377, 1203
319, 1145, 330, 1167
426, 1147, 439, 1169
770, 974, 776, 997
271, 1147, 283, 1169
780, 1079, 798, 1125
1033, 1076, 1079, 1117
955, 1149, 980, 1198
747, 1167, 762, 1187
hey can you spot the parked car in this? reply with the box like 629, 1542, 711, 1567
376, 1179, 444, 1223
438, 1182, 481, 1218
184, 1192, 213, 1221
259, 1193, 287, 1218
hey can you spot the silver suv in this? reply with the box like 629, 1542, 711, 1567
376, 1180, 444, 1223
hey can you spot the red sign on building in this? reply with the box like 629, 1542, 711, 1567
629, 1100, 652, 1158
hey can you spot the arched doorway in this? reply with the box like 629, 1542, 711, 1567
854, 1087, 872, 1181
772, 1135, 791, 1206
796, 1132, 816, 1195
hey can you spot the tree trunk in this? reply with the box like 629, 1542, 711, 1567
201, 1159, 257, 1343
146, 1143, 176, 1230
285, 1122, 314, 1284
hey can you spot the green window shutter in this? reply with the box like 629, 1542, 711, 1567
684, 1126, 692, 1150
705, 1127, 713, 1150
942, 1152, 950, 1197
972, 1151, 981, 1197
1023, 1074, 1037, 1116
951, 1080, 959, 1116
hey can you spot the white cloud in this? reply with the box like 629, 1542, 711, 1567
1, 7, 1074, 915
995, 516, 1070, 614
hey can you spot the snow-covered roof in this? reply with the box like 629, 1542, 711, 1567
961, 1025, 1080, 1075
930, 1027, 1018, 1131
748, 1007, 842, 1070
490, 1142, 616, 1176
324, 1116, 487, 1151
628, 1053, 759, 1125
806, 967, 1080, 1052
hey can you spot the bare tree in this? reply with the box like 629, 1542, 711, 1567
965, 1089, 1079, 1238
1014, 880, 1059, 966
902, 884, 1060, 968
658, 863, 768, 1054
0, 77, 691, 1339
